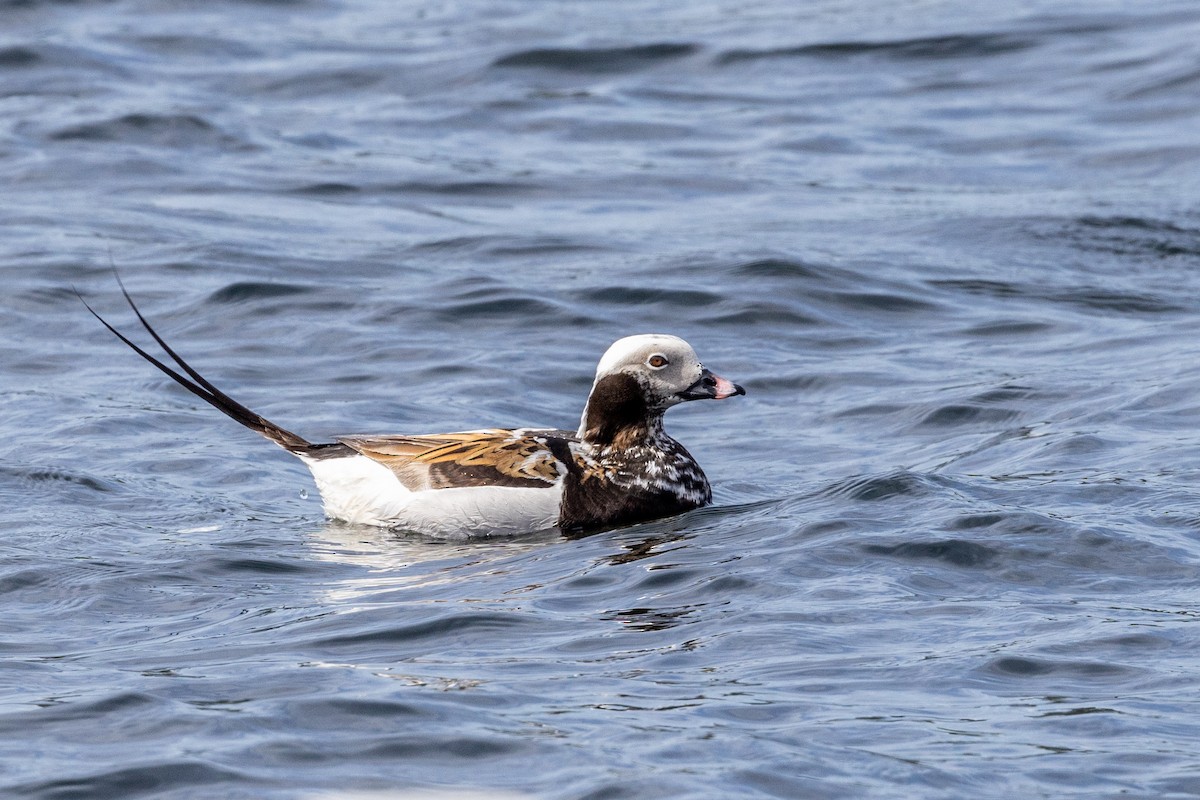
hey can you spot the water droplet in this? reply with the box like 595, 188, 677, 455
299, 488, 309, 500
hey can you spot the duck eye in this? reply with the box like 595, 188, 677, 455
647, 354, 669, 369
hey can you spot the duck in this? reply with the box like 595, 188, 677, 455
81, 284, 745, 537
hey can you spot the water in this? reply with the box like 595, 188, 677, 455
4, 0, 1200, 797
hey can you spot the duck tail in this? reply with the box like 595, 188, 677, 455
79, 276, 321, 456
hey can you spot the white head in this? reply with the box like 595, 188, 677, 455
578, 334, 744, 444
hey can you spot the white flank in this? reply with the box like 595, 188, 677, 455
299, 453, 561, 538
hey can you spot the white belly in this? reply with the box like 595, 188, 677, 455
299, 453, 561, 538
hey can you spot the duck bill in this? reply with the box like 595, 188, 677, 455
678, 368, 746, 401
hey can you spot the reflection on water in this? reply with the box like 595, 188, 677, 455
306, 523, 557, 601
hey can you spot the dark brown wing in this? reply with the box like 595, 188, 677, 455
336, 428, 575, 491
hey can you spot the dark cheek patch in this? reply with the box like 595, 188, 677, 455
582, 372, 649, 446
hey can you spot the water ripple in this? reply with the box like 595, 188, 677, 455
718, 32, 1037, 65
864, 539, 999, 568
0, 46, 39, 68
49, 113, 249, 150
494, 43, 699, 73
310, 611, 540, 651
11, 760, 252, 799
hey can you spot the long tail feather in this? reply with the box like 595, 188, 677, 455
78, 283, 314, 453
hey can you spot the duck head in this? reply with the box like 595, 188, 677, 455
578, 334, 745, 445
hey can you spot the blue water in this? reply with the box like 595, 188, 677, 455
4, 1, 1200, 797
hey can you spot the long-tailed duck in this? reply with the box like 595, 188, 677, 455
82, 284, 745, 537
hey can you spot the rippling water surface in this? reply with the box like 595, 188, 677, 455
4, 1, 1200, 797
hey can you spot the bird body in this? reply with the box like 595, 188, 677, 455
301, 444, 563, 536
84, 287, 744, 537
